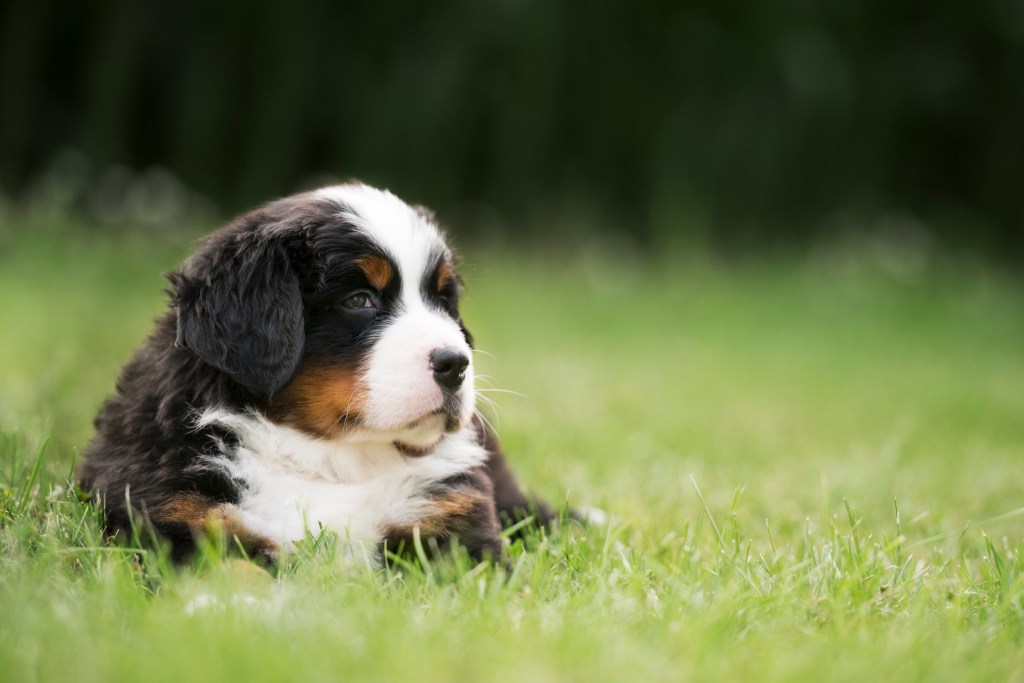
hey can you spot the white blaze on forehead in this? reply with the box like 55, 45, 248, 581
314, 184, 443, 298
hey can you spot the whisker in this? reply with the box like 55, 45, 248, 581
473, 406, 499, 434
342, 386, 369, 417
473, 374, 496, 386
476, 387, 528, 399
475, 394, 501, 421
471, 348, 497, 360
476, 393, 499, 411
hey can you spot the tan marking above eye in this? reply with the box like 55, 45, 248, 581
268, 364, 366, 437
436, 260, 455, 292
356, 255, 394, 291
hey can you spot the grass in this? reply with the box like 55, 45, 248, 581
2, 214, 1024, 682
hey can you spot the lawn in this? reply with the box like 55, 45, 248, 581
2, 213, 1024, 682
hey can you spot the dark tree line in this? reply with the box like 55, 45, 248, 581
1, 0, 1021, 256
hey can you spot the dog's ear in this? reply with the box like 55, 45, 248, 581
169, 229, 305, 399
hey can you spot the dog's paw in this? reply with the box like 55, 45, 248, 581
575, 506, 608, 526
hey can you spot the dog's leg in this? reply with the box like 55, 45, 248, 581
381, 469, 504, 564
472, 417, 557, 530
149, 493, 279, 565
485, 449, 558, 528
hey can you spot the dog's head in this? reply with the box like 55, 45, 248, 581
170, 183, 475, 452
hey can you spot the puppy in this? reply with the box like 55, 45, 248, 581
78, 183, 555, 564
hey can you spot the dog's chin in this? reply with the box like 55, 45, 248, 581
345, 410, 463, 456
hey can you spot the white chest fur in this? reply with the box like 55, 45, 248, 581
195, 409, 488, 552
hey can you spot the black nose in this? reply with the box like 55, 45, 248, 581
429, 347, 469, 391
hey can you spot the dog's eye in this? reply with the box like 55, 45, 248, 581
341, 291, 377, 310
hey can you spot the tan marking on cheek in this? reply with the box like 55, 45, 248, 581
268, 364, 366, 437
356, 255, 394, 291
436, 260, 456, 292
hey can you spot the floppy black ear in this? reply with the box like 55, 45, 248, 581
170, 234, 304, 399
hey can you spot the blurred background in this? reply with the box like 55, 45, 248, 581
1, 0, 1023, 597
1, 0, 1022, 260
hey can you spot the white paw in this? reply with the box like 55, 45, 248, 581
578, 506, 608, 526
184, 592, 266, 615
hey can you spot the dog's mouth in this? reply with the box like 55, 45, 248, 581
393, 440, 435, 457
408, 398, 464, 431
390, 403, 466, 456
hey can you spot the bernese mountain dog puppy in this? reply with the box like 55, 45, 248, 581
78, 183, 555, 564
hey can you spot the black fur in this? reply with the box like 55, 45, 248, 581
78, 187, 556, 564
172, 236, 304, 399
